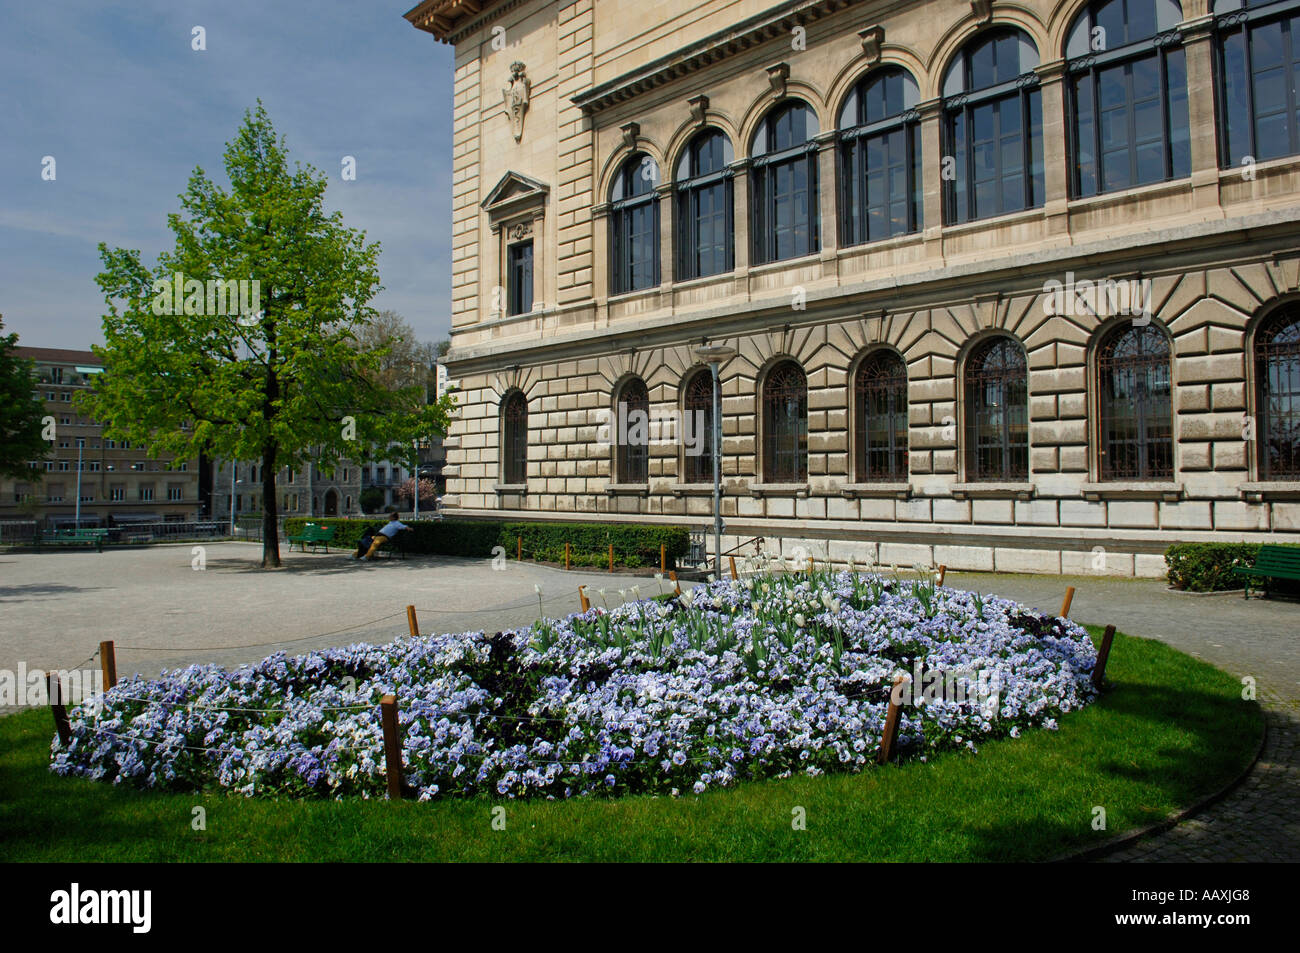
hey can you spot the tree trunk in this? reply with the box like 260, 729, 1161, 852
261, 442, 281, 568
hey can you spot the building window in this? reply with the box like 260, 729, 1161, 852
762, 361, 808, 483
854, 350, 910, 481
609, 153, 660, 294
50, 367, 63, 384
1097, 323, 1174, 480
508, 240, 534, 315
964, 337, 1029, 481
139, 484, 155, 502
943, 28, 1044, 224
682, 370, 715, 484
501, 391, 529, 485
1067, 0, 1189, 198
47, 484, 65, 502
751, 102, 820, 265
89, 461, 100, 472
1215, 0, 1300, 166
615, 377, 650, 484
839, 67, 922, 245
1255, 304, 1300, 479
675, 129, 734, 280
168, 483, 184, 501
110, 485, 125, 502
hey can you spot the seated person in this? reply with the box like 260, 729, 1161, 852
360, 512, 410, 559
354, 525, 379, 560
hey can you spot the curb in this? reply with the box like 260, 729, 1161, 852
1050, 707, 1269, 863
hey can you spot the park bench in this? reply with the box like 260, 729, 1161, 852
34, 528, 107, 553
287, 523, 336, 554
371, 530, 408, 561
1234, 544, 1300, 599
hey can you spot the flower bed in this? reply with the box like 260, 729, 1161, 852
50, 571, 1099, 800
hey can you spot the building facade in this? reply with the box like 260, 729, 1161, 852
406, 0, 1300, 575
209, 459, 363, 525
1, 347, 200, 527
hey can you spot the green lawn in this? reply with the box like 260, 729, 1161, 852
0, 627, 1262, 862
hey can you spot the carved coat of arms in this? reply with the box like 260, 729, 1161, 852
502, 61, 531, 143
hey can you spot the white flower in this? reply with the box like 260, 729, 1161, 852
794, 614, 807, 628
534, 584, 542, 596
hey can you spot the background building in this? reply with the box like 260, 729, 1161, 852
0, 347, 200, 527
209, 458, 363, 525
407, 0, 1300, 575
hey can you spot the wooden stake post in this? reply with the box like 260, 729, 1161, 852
565, 542, 571, 571
608, 543, 614, 573
380, 694, 403, 800
668, 571, 682, 595
517, 536, 522, 562
406, 605, 419, 638
578, 586, 590, 612
1059, 586, 1076, 619
877, 675, 906, 765
729, 555, 738, 580
936, 565, 947, 586
660, 544, 667, 574
1092, 624, 1116, 690
99, 640, 117, 691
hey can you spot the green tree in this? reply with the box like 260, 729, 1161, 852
0, 317, 49, 480
83, 104, 451, 567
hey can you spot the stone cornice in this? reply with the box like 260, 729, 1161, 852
571, 0, 871, 116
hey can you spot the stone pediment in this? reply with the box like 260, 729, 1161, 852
481, 171, 550, 220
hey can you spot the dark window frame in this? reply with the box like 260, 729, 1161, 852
762, 360, 809, 483
854, 349, 910, 481
609, 154, 661, 295
507, 239, 534, 316
751, 102, 821, 265
615, 377, 650, 484
838, 68, 923, 246
963, 336, 1030, 482
501, 391, 529, 485
675, 130, 735, 281
1255, 304, 1300, 480
1214, 0, 1300, 167
1097, 322, 1175, 481
682, 370, 715, 484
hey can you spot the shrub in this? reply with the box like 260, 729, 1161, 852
1163, 542, 1300, 593
282, 517, 689, 570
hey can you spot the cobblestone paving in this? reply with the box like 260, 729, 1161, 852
949, 572, 1299, 863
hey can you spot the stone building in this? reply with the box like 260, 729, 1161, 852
209, 459, 363, 526
405, 0, 1300, 576
0, 347, 200, 527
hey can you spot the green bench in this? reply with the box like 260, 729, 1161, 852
35, 529, 107, 553
1234, 544, 1300, 599
287, 523, 336, 553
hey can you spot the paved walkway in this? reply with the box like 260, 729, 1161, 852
1, 546, 1294, 860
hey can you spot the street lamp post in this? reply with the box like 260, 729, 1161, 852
74, 438, 85, 529
694, 344, 737, 580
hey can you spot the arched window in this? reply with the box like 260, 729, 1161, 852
615, 378, 650, 483
1215, 0, 1300, 167
501, 391, 528, 485
838, 68, 922, 245
609, 154, 660, 295
675, 130, 735, 280
942, 28, 1045, 224
1255, 305, 1300, 479
854, 350, 909, 481
682, 370, 715, 484
1067, 1, 1189, 197
763, 361, 808, 482
751, 102, 820, 265
1097, 323, 1174, 480
964, 337, 1029, 481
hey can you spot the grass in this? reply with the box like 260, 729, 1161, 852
0, 626, 1262, 862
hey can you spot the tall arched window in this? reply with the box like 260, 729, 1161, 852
1255, 305, 1300, 479
838, 68, 922, 245
501, 391, 528, 485
763, 361, 808, 483
609, 154, 660, 295
1215, 0, 1300, 167
675, 130, 735, 280
943, 28, 1044, 224
751, 102, 820, 265
1097, 323, 1174, 480
616, 377, 650, 483
854, 350, 909, 481
682, 370, 715, 484
964, 337, 1029, 481
1067, 1, 1189, 198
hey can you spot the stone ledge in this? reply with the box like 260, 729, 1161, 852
1081, 482, 1184, 501
1239, 481, 1300, 502
951, 482, 1036, 501
749, 482, 810, 499
605, 483, 649, 497
839, 482, 911, 499
493, 483, 528, 495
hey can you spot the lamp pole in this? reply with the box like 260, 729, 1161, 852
74, 438, 84, 528
694, 344, 736, 579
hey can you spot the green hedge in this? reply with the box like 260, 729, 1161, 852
282, 517, 689, 570
1165, 542, 1300, 592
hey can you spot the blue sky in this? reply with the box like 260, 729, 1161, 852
0, 0, 454, 349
